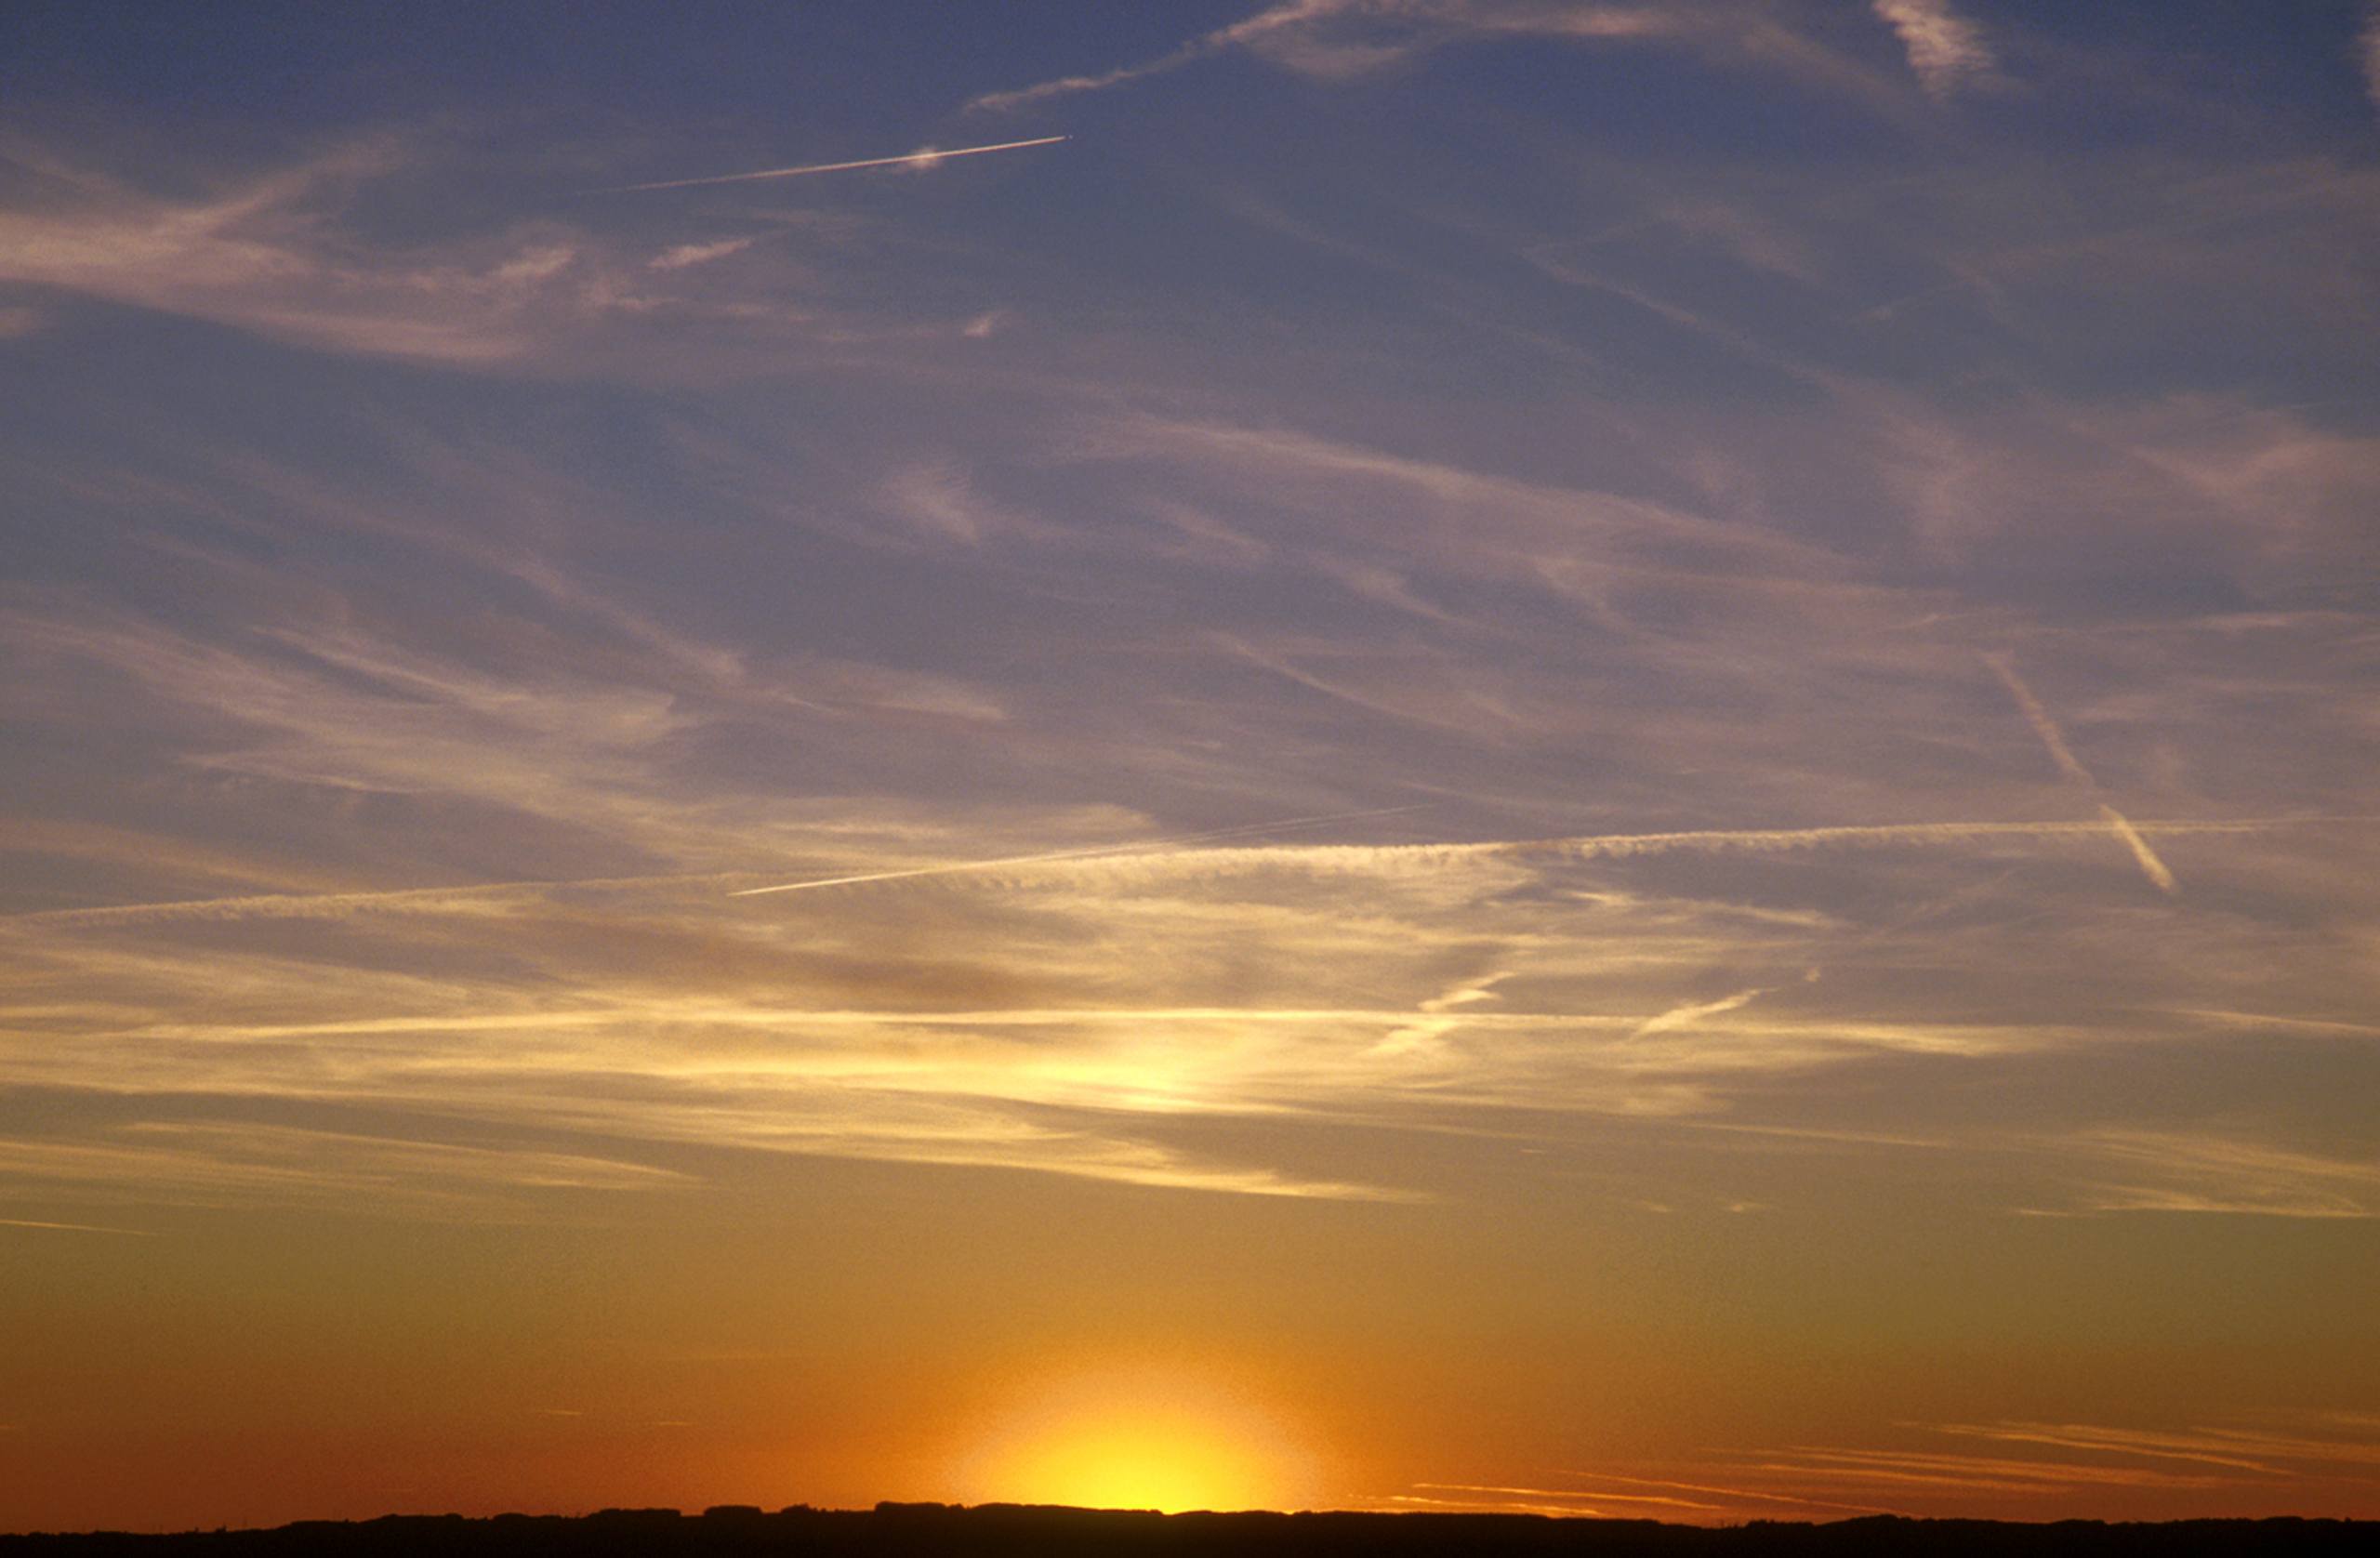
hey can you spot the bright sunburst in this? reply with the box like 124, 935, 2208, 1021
959, 1373, 1315, 1512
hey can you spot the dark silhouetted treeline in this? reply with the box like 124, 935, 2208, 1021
4, 1504, 2372, 1558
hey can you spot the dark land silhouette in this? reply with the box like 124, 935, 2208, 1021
4, 1505, 2373, 1558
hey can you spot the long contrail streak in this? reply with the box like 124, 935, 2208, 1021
10, 815, 2347, 929
728, 805, 1433, 897
4, 814, 1437, 923
600, 136, 1067, 193
734, 815, 2339, 900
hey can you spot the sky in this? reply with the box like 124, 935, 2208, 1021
4, 0, 2379, 1533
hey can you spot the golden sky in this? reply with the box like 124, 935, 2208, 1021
4, 0, 2379, 1532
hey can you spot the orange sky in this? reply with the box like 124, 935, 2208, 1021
5, 0, 2380, 1533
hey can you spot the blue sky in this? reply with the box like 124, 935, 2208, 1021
4, 0, 2380, 1531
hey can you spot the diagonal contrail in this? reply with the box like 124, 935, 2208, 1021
729, 805, 1432, 897
1985, 652, 2178, 895
1984, 653, 2095, 786
2097, 804, 2180, 895
598, 136, 1067, 193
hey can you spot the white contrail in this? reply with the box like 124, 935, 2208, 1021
2098, 805, 2180, 895
729, 805, 1431, 897
1984, 652, 2179, 895
1984, 653, 2094, 786
737, 816, 2334, 900
600, 136, 1067, 193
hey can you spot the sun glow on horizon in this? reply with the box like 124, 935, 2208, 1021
954, 1370, 1318, 1513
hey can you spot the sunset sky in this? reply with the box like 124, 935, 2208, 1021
5, 0, 2379, 1533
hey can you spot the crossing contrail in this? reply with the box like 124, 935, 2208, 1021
599, 136, 1067, 193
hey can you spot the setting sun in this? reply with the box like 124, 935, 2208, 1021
995, 1420, 1259, 1512
957, 1374, 1316, 1512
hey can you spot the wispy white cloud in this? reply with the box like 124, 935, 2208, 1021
1374, 970, 1510, 1057
1935, 1419, 2380, 1472
0, 134, 957, 370
0, 872, 727, 931
967, 0, 1380, 112
648, 236, 755, 271
1, 818, 348, 898
1632, 986, 1765, 1039
1400, 1482, 1719, 1515
879, 460, 1027, 547
2053, 1129, 2380, 1220
1, 605, 721, 859
1737, 1445, 2239, 1496
1543, 1472, 1896, 1520
1698, 1415, 2380, 1520
966, 0, 1918, 115
2166, 1009, 2380, 1039
0, 140, 579, 363
1870, 0, 1996, 99
0, 1124, 696, 1218
0, 566, 1025, 881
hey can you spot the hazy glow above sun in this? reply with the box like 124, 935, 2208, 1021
957, 1371, 1314, 1512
